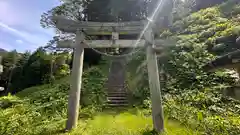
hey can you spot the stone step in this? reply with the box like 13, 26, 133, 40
108, 86, 126, 91
107, 79, 124, 81
106, 84, 125, 86
108, 87, 125, 89
107, 97, 127, 100
107, 94, 128, 107
110, 85, 125, 87
107, 99, 128, 103
107, 84, 126, 87
108, 95, 127, 97
107, 103, 128, 107
107, 75, 125, 78
107, 99, 127, 102
107, 84, 126, 86
107, 87, 126, 90
108, 89, 126, 92
107, 92, 127, 96
107, 90, 127, 93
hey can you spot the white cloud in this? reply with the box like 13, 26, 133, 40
0, 0, 56, 52
16, 39, 23, 44
0, 22, 29, 41
0, 21, 49, 46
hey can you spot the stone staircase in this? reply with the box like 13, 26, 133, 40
106, 57, 128, 107
107, 86, 128, 107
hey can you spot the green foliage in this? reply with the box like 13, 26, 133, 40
141, 88, 240, 134
0, 48, 71, 94
54, 64, 70, 79
163, 93, 240, 135
0, 66, 107, 135
127, 1, 240, 134
160, 1, 240, 90
81, 67, 107, 107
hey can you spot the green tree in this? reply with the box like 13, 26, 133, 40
9, 51, 31, 93
0, 47, 72, 95
1, 50, 19, 95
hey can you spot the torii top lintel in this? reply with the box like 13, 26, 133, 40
51, 0, 174, 35
51, 16, 147, 35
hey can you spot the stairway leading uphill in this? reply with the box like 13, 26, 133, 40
106, 57, 128, 107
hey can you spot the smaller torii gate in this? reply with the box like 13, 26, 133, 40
52, 16, 168, 132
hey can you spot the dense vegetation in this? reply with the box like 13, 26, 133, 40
1, 0, 240, 135
128, 0, 240, 134
0, 49, 67, 95
128, 0, 240, 96
0, 48, 72, 95
0, 47, 104, 95
0, 66, 108, 135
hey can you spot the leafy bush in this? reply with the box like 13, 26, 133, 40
164, 98, 240, 135
0, 95, 24, 109
141, 88, 240, 134
54, 64, 70, 79
81, 67, 107, 107
0, 66, 107, 135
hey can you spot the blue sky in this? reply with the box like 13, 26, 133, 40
0, 0, 60, 52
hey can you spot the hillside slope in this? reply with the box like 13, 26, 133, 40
0, 65, 199, 135
161, 0, 240, 89
157, 1, 240, 134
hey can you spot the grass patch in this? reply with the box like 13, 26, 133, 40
66, 109, 200, 135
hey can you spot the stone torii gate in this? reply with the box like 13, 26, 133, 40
51, 1, 174, 132
53, 16, 165, 132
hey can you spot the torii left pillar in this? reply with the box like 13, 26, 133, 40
66, 31, 85, 131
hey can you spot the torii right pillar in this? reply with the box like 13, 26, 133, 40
144, 26, 164, 132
